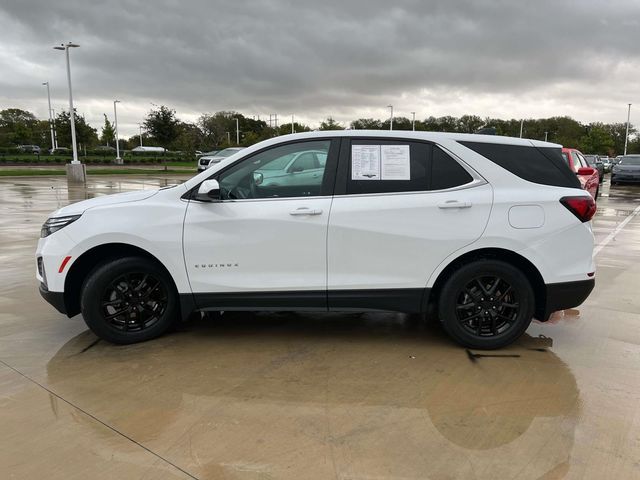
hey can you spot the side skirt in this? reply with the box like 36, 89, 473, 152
183, 288, 430, 314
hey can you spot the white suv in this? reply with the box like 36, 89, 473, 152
37, 131, 596, 349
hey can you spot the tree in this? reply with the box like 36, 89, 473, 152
198, 111, 270, 148
172, 122, 204, 152
100, 114, 115, 146
319, 117, 344, 130
55, 110, 99, 149
143, 105, 180, 149
578, 123, 615, 154
351, 118, 383, 129
0, 108, 44, 146
278, 122, 311, 135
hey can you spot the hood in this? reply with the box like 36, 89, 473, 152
52, 189, 159, 216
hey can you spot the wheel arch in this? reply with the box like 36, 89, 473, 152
427, 247, 547, 321
63, 243, 193, 318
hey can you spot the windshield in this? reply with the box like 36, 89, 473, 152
619, 156, 640, 165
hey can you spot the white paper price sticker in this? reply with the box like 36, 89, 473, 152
351, 145, 381, 180
381, 145, 410, 180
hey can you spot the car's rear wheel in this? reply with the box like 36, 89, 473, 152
81, 257, 179, 344
438, 260, 534, 349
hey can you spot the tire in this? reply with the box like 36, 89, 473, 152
437, 260, 534, 350
80, 257, 179, 344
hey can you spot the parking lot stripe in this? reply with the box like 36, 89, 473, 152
593, 204, 640, 257
0, 359, 200, 480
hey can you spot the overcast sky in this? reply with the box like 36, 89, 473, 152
1, 0, 639, 137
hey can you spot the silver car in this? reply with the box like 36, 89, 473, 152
197, 147, 245, 172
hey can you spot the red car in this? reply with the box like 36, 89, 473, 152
562, 148, 600, 199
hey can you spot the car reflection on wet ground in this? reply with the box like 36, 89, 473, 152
1, 175, 640, 479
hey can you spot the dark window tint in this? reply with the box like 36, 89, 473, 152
459, 141, 581, 189
346, 140, 429, 194
431, 147, 473, 190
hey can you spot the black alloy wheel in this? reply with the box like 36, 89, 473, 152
81, 257, 178, 344
454, 275, 519, 337
101, 272, 168, 333
438, 260, 534, 349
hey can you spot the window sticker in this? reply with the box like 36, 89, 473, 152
381, 145, 410, 180
351, 145, 381, 180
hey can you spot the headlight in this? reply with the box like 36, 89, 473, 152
41, 215, 81, 238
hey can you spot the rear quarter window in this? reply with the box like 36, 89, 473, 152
459, 142, 581, 189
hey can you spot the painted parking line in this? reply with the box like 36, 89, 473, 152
593, 204, 640, 257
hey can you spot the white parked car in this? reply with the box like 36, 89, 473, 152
37, 131, 595, 349
197, 147, 245, 172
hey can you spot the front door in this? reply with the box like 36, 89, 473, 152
183, 139, 338, 310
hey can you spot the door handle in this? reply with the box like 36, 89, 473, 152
289, 207, 323, 216
437, 200, 472, 209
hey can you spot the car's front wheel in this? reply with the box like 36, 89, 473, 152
81, 257, 179, 344
438, 260, 534, 350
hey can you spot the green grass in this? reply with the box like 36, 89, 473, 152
0, 168, 194, 177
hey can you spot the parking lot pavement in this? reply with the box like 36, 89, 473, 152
1, 175, 639, 480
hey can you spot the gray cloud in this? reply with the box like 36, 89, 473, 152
1, 0, 640, 136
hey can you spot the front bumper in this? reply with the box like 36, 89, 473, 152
540, 278, 595, 320
39, 283, 67, 315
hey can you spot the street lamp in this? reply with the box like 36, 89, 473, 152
291, 114, 295, 134
113, 100, 122, 162
53, 42, 80, 164
624, 103, 632, 155
519, 119, 524, 138
387, 105, 393, 131
235, 118, 240, 145
411, 111, 416, 131
544, 131, 548, 142
42, 82, 55, 151
138, 123, 143, 147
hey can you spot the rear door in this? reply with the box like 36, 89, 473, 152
327, 138, 493, 311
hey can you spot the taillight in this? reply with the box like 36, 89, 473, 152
560, 195, 596, 222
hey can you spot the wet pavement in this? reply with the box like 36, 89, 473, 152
1, 175, 640, 479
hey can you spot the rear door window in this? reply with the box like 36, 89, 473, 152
345, 140, 430, 194
431, 147, 474, 190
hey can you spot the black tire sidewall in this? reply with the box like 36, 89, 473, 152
438, 260, 534, 350
80, 257, 179, 344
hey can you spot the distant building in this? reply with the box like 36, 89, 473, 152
131, 146, 166, 153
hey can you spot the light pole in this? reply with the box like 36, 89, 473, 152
519, 119, 524, 138
387, 105, 393, 131
138, 123, 143, 147
42, 82, 55, 152
53, 42, 80, 164
411, 111, 416, 131
51, 108, 58, 148
113, 100, 122, 162
235, 118, 240, 145
544, 131, 548, 142
624, 103, 632, 155
291, 114, 295, 134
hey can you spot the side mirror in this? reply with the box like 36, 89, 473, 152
577, 167, 596, 176
195, 179, 221, 202
252, 172, 263, 186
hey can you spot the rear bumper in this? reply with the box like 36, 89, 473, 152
540, 278, 595, 320
39, 283, 67, 315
